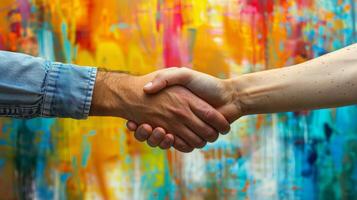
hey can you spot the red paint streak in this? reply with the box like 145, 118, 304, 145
0, 33, 5, 50
163, 0, 185, 67
242, 0, 275, 67
247, 0, 274, 14
76, 26, 95, 52
75, 1, 95, 52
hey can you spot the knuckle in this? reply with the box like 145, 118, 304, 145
153, 131, 164, 140
148, 136, 160, 147
196, 139, 207, 149
155, 73, 165, 82
134, 131, 146, 141
147, 140, 157, 147
204, 109, 215, 120
206, 129, 219, 142
134, 135, 143, 141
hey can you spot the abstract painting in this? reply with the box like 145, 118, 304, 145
0, 0, 356, 199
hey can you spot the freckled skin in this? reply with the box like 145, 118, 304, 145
235, 43, 357, 114
128, 43, 357, 149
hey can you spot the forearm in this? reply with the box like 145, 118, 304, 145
89, 71, 132, 118
233, 43, 357, 115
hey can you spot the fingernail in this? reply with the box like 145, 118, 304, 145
144, 82, 153, 89
222, 130, 230, 135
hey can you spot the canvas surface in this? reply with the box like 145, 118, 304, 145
0, 0, 356, 199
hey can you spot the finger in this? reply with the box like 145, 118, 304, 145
134, 124, 152, 142
144, 67, 192, 94
126, 121, 138, 131
147, 127, 166, 147
159, 134, 174, 149
183, 113, 219, 143
177, 125, 207, 149
189, 98, 231, 134
173, 135, 194, 153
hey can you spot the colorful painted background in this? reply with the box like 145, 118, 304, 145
0, 0, 356, 199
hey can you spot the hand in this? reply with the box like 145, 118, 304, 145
126, 67, 242, 150
90, 70, 231, 152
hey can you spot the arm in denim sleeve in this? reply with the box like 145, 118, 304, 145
0, 51, 97, 119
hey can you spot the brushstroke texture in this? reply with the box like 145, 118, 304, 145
0, 0, 356, 199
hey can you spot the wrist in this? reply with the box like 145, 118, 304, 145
220, 78, 246, 120
226, 76, 250, 117
90, 71, 133, 118
231, 70, 291, 116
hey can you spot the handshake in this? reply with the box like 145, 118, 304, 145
89, 43, 357, 153
90, 67, 243, 153
127, 68, 243, 152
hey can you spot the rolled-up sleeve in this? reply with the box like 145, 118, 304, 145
0, 51, 97, 119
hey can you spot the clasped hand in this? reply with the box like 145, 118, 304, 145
126, 67, 242, 152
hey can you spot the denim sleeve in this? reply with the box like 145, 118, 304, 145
0, 51, 97, 119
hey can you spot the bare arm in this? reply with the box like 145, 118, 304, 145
128, 43, 357, 149
234, 43, 357, 115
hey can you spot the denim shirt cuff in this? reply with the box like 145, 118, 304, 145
42, 61, 97, 119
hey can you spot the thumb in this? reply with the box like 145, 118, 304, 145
143, 79, 167, 94
126, 121, 138, 131
143, 67, 193, 94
